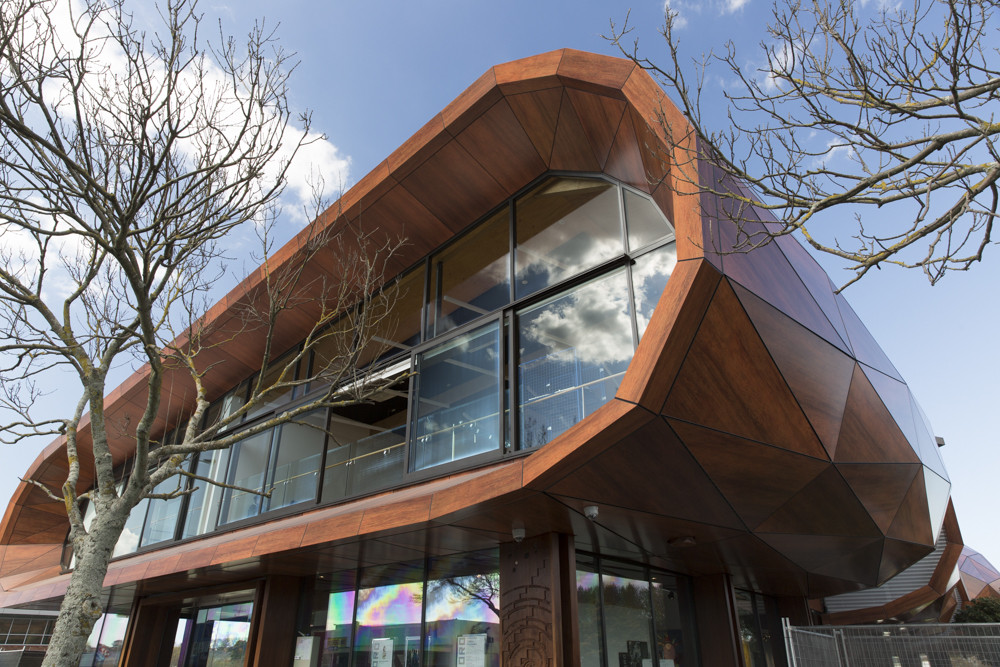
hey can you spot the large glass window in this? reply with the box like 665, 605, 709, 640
410, 322, 502, 470
181, 447, 230, 539
354, 564, 425, 667
576, 554, 698, 667
735, 590, 783, 667
267, 409, 326, 510
632, 244, 677, 338
427, 206, 511, 339
425, 552, 501, 667
218, 429, 274, 525
518, 270, 633, 449
515, 177, 623, 299
181, 601, 254, 667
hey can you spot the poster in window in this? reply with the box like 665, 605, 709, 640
371, 638, 393, 667
456, 633, 487, 667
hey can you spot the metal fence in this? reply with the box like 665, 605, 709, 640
784, 621, 1000, 667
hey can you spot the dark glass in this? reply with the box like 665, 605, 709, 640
517, 270, 633, 449
184, 602, 254, 667
651, 573, 695, 666
601, 561, 653, 667
266, 409, 327, 511
576, 555, 603, 667
515, 177, 623, 299
219, 429, 274, 524
736, 590, 767, 667
632, 243, 677, 338
427, 206, 511, 338
410, 322, 502, 471
321, 362, 410, 502
181, 447, 230, 538
425, 550, 501, 667
365, 268, 425, 367
624, 188, 674, 252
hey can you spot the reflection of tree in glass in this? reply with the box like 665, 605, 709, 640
521, 417, 549, 450
428, 574, 500, 618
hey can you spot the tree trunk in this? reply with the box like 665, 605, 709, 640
43, 515, 126, 667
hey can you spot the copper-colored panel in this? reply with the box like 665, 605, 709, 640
716, 208, 850, 354
772, 232, 852, 349
9, 509, 66, 545
494, 50, 563, 95
505, 88, 563, 165
252, 524, 307, 557
359, 496, 432, 535
546, 418, 744, 528
337, 160, 397, 219
629, 108, 669, 192
617, 260, 720, 411
142, 553, 183, 580
0, 544, 62, 577
455, 98, 547, 193
879, 538, 935, 584
358, 184, 451, 258
709, 534, 810, 597
674, 420, 828, 529
547, 89, 601, 172
756, 534, 881, 586
399, 141, 507, 231
603, 110, 647, 190
834, 293, 904, 381
556, 49, 635, 96
835, 365, 921, 465
441, 68, 503, 135
838, 463, 921, 533
565, 90, 626, 168
862, 366, 921, 452
887, 469, 934, 546
299, 510, 365, 549
930, 542, 964, 594
735, 284, 855, 458
753, 467, 881, 537
429, 461, 524, 520
662, 280, 828, 459
386, 115, 451, 179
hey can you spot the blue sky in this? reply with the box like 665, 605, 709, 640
2, 0, 998, 580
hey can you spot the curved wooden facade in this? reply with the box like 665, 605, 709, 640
0, 49, 953, 665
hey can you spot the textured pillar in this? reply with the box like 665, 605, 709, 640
499, 532, 578, 667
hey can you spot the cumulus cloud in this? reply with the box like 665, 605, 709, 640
665, 0, 749, 28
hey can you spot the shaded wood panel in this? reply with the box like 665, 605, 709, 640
455, 98, 547, 193
674, 420, 829, 529
630, 107, 670, 191
756, 534, 882, 586
662, 279, 828, 459
441, 69, 504, 136
556, 49, 635, 96
735, 283, 855, 459
386, 115, 450, 179
603, 109, 648, 191
548, 89, 602, 172
505, 88, 563, 165
838, 463, 921, 534
887, 469, 935, 546
862, 366, 923, 456
879, 538, 936, 585
836, 365, 921, 465
494, 50, 563, 95
355, 183, 451, 260
565, 89, 626, 169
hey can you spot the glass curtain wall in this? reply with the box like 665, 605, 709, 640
296, 550, 500, 667
86, 175, 677, 559
735, 590, 784, 667
576, 553, 698, 667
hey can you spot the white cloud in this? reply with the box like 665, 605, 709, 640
665, 0, 748, 28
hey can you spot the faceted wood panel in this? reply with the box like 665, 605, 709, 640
506, 88, 562, 164
834, 293, 904, 381
604, 110, 648, 191
753, 467, 882, 537
756, 534, 882, 586
454, 98, 547, 193
630, 107, 669, 191
441, 70, 505, 136
399, 141, 507, 231
887, 469, 934, 546
673, 420, 828, 529
358, 184, 450, 259
548, 89, 601, 172
544, 417, 745, 529
879, 538, 936, 585
836, 365, 921, 465
862, 367, 923, 455
555, 49, 636, 96
735, 283, 854, 458
565, 89, 625, 168
716, 206, 850, 354
662, 280, 828, 459
494, 50, 563, 95
838, 463, 921, 533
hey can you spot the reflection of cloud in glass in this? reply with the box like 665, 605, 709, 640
425, 576, 499, 623
518, 234, 621, 289
522, 276, 633, 366
356, 583, 422, 626
632, 246, 677, 335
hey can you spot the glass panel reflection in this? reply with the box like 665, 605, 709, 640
624, 188, 674, 252
632, 244, 677, 339
354, 581, 423, 667
515, 177, 623, 299
425, 551, 501, 667
219, 429, 274, 524
428, 206, 511, 338
601, 562, 653, 667
576, 556, 602, 667
518, 270, 633, 449
266, 410, 326, 511
410, 323, 501, 470
113, 483, 148, 557
141, 472, 186, 546
186, 602, 254, 667
181, 447, 230, 539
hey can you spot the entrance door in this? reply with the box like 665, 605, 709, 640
167, 600, 254, 667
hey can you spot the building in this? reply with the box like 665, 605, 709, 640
0, 50, 951, 667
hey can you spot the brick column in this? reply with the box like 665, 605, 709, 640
499, 532, 578, 667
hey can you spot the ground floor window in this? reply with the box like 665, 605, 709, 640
168, 598, 254, 667
735, 590, 784, 667
576, 553, 698, 667
79, 612, 129, 667
297, 550, 500, 667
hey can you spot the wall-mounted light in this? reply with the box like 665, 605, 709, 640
512, 527, 525, 543
583, 505, 599, 520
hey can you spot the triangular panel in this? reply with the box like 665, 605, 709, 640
735, 284, 855, 458
454, 98, 547, 193
662, 280, 828, 459
834, 293, 904, 381
835, 365, 921, 465
862, 366, 921, 460
910, 396, 949, 480
673, 420, 828, 529
753, 467, 882, 537
548, 89, 601, 172
604, 110, 648, 190
565, 89, 626, 169
756, 534, 882, 586
838, 463, 921, 534
923, 468, 951, 544
629, 108, 669, 193
887, 468, 934, 546
506, 88, 563, 164
879, 538, 935, 585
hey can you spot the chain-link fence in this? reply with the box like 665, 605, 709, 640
783, 621, 1000, 667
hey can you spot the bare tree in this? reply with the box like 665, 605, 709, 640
0, 0, 402, 664
609, 0, 1000, 288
